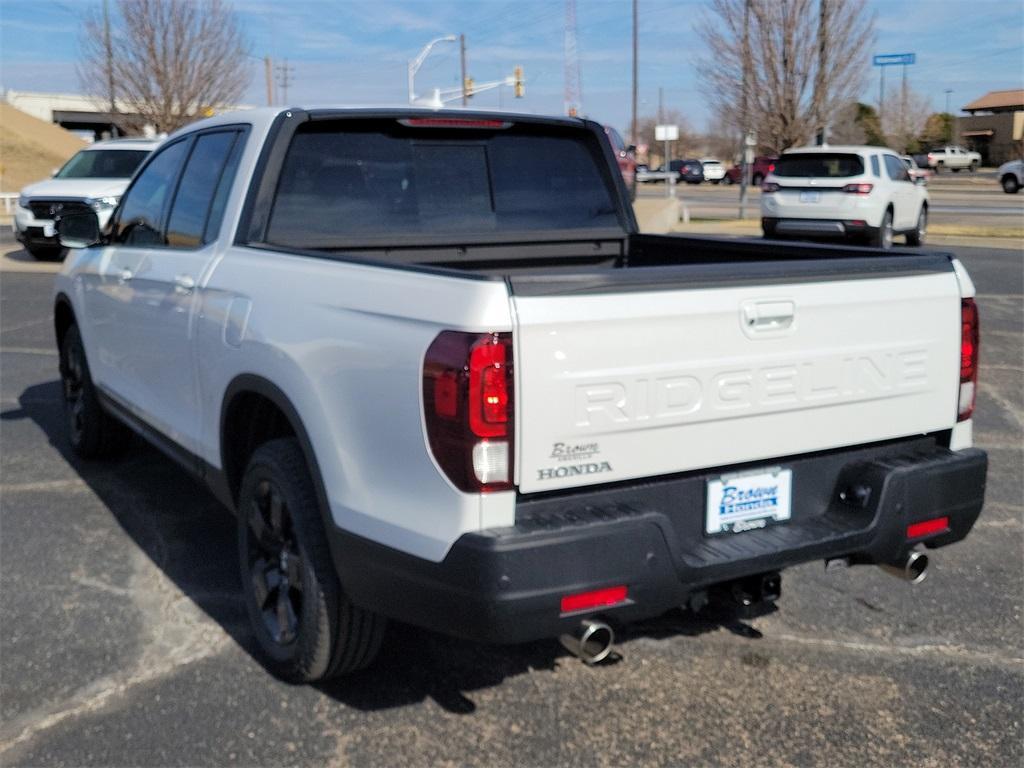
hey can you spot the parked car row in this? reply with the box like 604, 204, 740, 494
635, 157, 729, 185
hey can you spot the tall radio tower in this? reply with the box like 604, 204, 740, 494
563, 0, 582, 117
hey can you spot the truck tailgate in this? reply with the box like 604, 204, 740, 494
510, 261, 961, 494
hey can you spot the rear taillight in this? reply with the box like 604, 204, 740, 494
958, 298, 979, 421
423, 331, 514, 492
761, 181, 780, 193
399, 118, 511, 129
842, 183, 874, 194
768, 163, 775, 172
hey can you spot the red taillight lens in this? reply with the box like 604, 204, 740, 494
560, 586, 628, 614
762, 181, 780, 193
907, 516, 950, 539
469, 338, 509, 437
842, 183, 874, 194
400, 118, 511, 129
768, 163, 775, 172
423, 331, 514, 492
958, 298, 979, 421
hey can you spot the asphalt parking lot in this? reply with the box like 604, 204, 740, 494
1, 240, 1021, 766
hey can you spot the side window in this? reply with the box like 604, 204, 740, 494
884, 154, 909, 182
870, 154, 880, 177
165, 131, 241, 248
113, 140, 189, 246
203, 130, 246, 243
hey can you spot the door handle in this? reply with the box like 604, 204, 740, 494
118, 267, 133, 282
741, 300, 795, 332
174, 274, 196, 293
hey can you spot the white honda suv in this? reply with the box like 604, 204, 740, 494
760, 145, 928, 249
15, 137, 160, 260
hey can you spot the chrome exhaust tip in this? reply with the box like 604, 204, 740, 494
559, 619, 615, 665
878, 550, 929, 584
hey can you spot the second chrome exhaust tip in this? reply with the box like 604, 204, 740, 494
878, 550, 929, 584
559, 619, 615, 665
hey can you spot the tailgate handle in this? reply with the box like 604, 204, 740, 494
742, 300, 795, 331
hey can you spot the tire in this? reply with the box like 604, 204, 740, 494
906, 206, 927, 246
723, 175, 734, 185
27, 245, 66, 261
59, 324, 129, 459
1002, 175, 1021, 194
969, 162, 977, 173
869, 209, 894, 250
238, 437, 385, 682
752, 173, 764, 187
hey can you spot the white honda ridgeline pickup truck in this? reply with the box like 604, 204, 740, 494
53, 107, 987, 681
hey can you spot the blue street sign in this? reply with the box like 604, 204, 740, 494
873, 53, 916, 66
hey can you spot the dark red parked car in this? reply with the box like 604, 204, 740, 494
603, 125, 637, 189
724, 155, 778, 186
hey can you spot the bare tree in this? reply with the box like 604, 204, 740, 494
698, 0, 875, 153
80, 0, 251, 134
881, 86, 932, 153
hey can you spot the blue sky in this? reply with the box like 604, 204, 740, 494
2, 0, 1022, 134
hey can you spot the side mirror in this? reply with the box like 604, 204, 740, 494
57, 211, 102, 249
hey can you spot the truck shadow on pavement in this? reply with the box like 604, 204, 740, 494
6, 380, 769, 715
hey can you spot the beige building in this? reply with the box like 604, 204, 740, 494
955, 89, 1024, 166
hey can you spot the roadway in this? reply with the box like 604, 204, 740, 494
0, 240, 1021, 766
637, 172, 1024, 228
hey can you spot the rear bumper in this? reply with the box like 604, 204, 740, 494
330, 440, 986, 644
763, 217, 876, 239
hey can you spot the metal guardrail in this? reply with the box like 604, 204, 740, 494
0, 193, 18, 214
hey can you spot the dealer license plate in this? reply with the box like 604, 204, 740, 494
799, 191, 821, 203
705, 467, 792, 535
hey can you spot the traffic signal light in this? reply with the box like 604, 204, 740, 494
513, 66, 524, 98
464, 77, 474, 98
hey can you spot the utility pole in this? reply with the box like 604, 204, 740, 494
878, 65, 885, 124
563, 0, 582, 116
102, 0, 117, 136
459, 34, 468, 106
264, 56, 274, 106
814, 0, 829, 145
631, 0, 638, 147
276, 59, 294, 105
944, 88, 953, 115
739, 0, 751, 219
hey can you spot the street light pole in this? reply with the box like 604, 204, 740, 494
408, 35, 458, 104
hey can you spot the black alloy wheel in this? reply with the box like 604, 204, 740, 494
246, 478, 304, 646
238, 438, 386, 682
59, 324, 127, 458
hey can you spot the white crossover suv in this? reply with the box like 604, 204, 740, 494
15, 137, 160, 259
700, 158, 726, 183
761, 145, 929, 249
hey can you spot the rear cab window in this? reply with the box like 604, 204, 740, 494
263, 118, 622, 250
774, 153, 865, 178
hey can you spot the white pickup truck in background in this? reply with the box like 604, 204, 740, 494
52, 107, 987, 682
926, 145, 982, 172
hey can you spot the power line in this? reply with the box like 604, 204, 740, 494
275, 59, 295, 104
